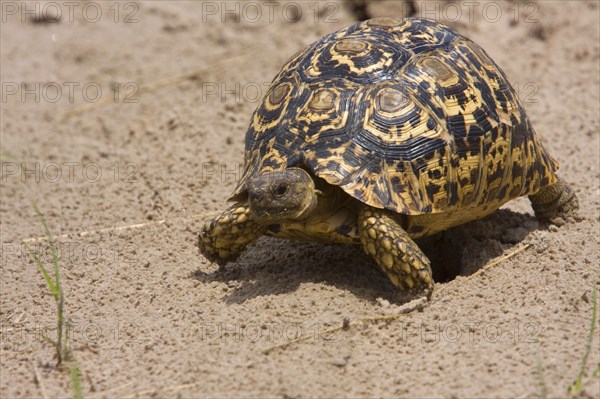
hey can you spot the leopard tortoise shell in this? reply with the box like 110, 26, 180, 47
198, 17, 578, 296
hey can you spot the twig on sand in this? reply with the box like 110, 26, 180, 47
263, 296, 430, 355
464, 243, 532, 281
62, 54, 252, 118
433, 242, 532, 297
20, 213, 211, 243
263, 324, 345, 355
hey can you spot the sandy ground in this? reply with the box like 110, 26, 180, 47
1, 1, 599, 398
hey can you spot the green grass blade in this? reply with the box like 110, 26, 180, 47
32, 203, 61, 293
24, 243, 58, 295
41, 334, 57, 346
569, 288, 598, 394
69, 363, 84, 399
28, 204, 84, 397
0, 150, 14, 159
29, 205, 63, 364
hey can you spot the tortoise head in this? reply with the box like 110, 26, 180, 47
247, 168, 320, 223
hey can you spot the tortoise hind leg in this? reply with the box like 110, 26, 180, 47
358, 206, 433, 295
198, 203, 266, 265
529, 176, 579, 222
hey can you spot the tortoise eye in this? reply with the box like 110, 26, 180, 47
273, 183, 289, 198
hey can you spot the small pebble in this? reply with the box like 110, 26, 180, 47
376, 298, 390, 308
552, 217, 565, 227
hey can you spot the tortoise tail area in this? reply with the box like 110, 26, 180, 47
523, 121, 579, 222
529, 176, 579, 222
505, 114, 560, 202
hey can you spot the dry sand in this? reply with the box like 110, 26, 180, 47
1, 1, 599, 398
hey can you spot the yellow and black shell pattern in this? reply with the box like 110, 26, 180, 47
230, 18, 559, 215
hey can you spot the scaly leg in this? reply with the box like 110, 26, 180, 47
529, 176, 579, 222
358, 206, 433, 294
198, 203, 266, 265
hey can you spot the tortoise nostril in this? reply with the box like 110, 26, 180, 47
273, 183, 289, 198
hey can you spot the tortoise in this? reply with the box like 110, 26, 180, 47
198, 17, 578, 295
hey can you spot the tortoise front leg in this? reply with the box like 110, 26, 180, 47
358, 206, 433, 294
198, 203, 266, 265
